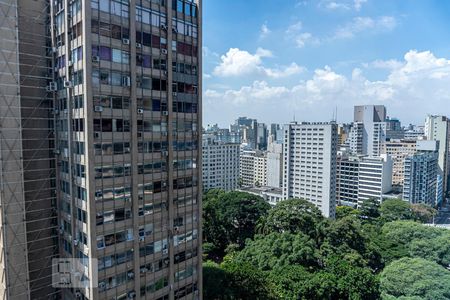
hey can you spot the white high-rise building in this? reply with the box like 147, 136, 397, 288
424, 115, 450, 200
357, 155, 393, 206
282, 122, 338, 218
352, 105, 387, 156
202, 135, 240, 191
266, 139, 283, 188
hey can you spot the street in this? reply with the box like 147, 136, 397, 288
435, 200, 450, 225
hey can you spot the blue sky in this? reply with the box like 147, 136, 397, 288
202, 0, 450, 127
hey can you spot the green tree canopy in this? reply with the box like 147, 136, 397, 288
380, 257, 450, 300
380, 199, 415, 222
203, 189, 271, 257
257, 198, 324, 238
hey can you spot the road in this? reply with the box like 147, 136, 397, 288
435, 200, 450, 225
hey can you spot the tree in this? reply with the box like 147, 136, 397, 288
380, 257, 450, 300
268, 265, 313, 299
203, 261, 232, 299
258, 198, 324, 238
380, 199, 414, 222
203, 190, 271, 257
359, 198, 381, 220
233, 232, 318, 270
336, 205, 359, 219
221, 261, 275, 299
411, 203, 437, 223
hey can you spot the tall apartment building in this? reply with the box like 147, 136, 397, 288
1, 0, 202, 299
0, 0, 59, 298
239, 149, 266, 187
382, 139, 417, 186
202, 135, 240, 191
352, 105, 387, 156
425, 115, 450, 199
356, 155, 393, 206
403, 141, 440, 206
282, 122, 338, 218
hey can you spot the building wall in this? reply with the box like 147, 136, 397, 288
383, 140, 417, 186
357, 155, 393, 206
283, 123, 338, 218
202, 137, 240, 191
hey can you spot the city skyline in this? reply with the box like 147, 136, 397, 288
202, 0, 450, 127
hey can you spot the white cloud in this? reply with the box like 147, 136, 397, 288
213, 48, 303, 78
319, 0, 367, 11
204, 50, 450, 125
286, 21, 319, 48
365, 59, 403, 70
333, 16, 397, 39
259, 22, 271, 39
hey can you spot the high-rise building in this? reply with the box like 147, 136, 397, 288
202, 135, 240, 191
356, 155, 393, 206
336, 152, 393, 207
353, 105, 387, 156
1, 0, 202, 298
0, 0, 59, 298
382, 139, 417, 186
239, 149, 267, 187
282, 122, 338, 218
385, 117, 405, 140
403, 141, 440, 206
266, 139, 283, 188
424, 115, 450, 200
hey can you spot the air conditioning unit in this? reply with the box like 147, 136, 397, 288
122, 38, 130, 45
140, 267, 148, 273
52, 109, 59, 115
54, 149, 60, 155
161, 49, 168, 55
139, 236, 144, 242
172, 92, 177, 97
67, 60, 73, 67
122, 76, 131, 87
127, 291, 136, 299
94, 105, 103, 112
136, 43, 142, 49
127, 271, 134, 279
59, 228, 64, 235
94, 131, 101, 139
162, 151, 169, 157
74, 290, 82, 298
162, 110, 169, 116
137, 108, 144, 114
163, 70, 168, 76
172, 27, 178, 33
73, 239, 79, 246
173, 226, 179, 232
63, 81, 72, 88
161, 24, 168, 31
46, 82, 57, 91
92, 55, 100, 62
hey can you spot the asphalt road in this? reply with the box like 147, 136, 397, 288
435, 200, 450, 224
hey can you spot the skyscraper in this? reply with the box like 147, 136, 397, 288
282, 122, 338, 218
0, 0, 202, 298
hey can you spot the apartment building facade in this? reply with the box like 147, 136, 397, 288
0, 0, 202, 299
282, 122, 338, 218
202, 135, 240, 191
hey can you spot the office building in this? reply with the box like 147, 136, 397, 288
425, 115, 450, 200
336, 153, 360, 207
382, 139, 417, 186
282, 122, 338, 218
0, 0, 202, 298
202, 135, 240, 191
385, 117, 404, 140
403, 141, 440, 206
237, 186, 283, 206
